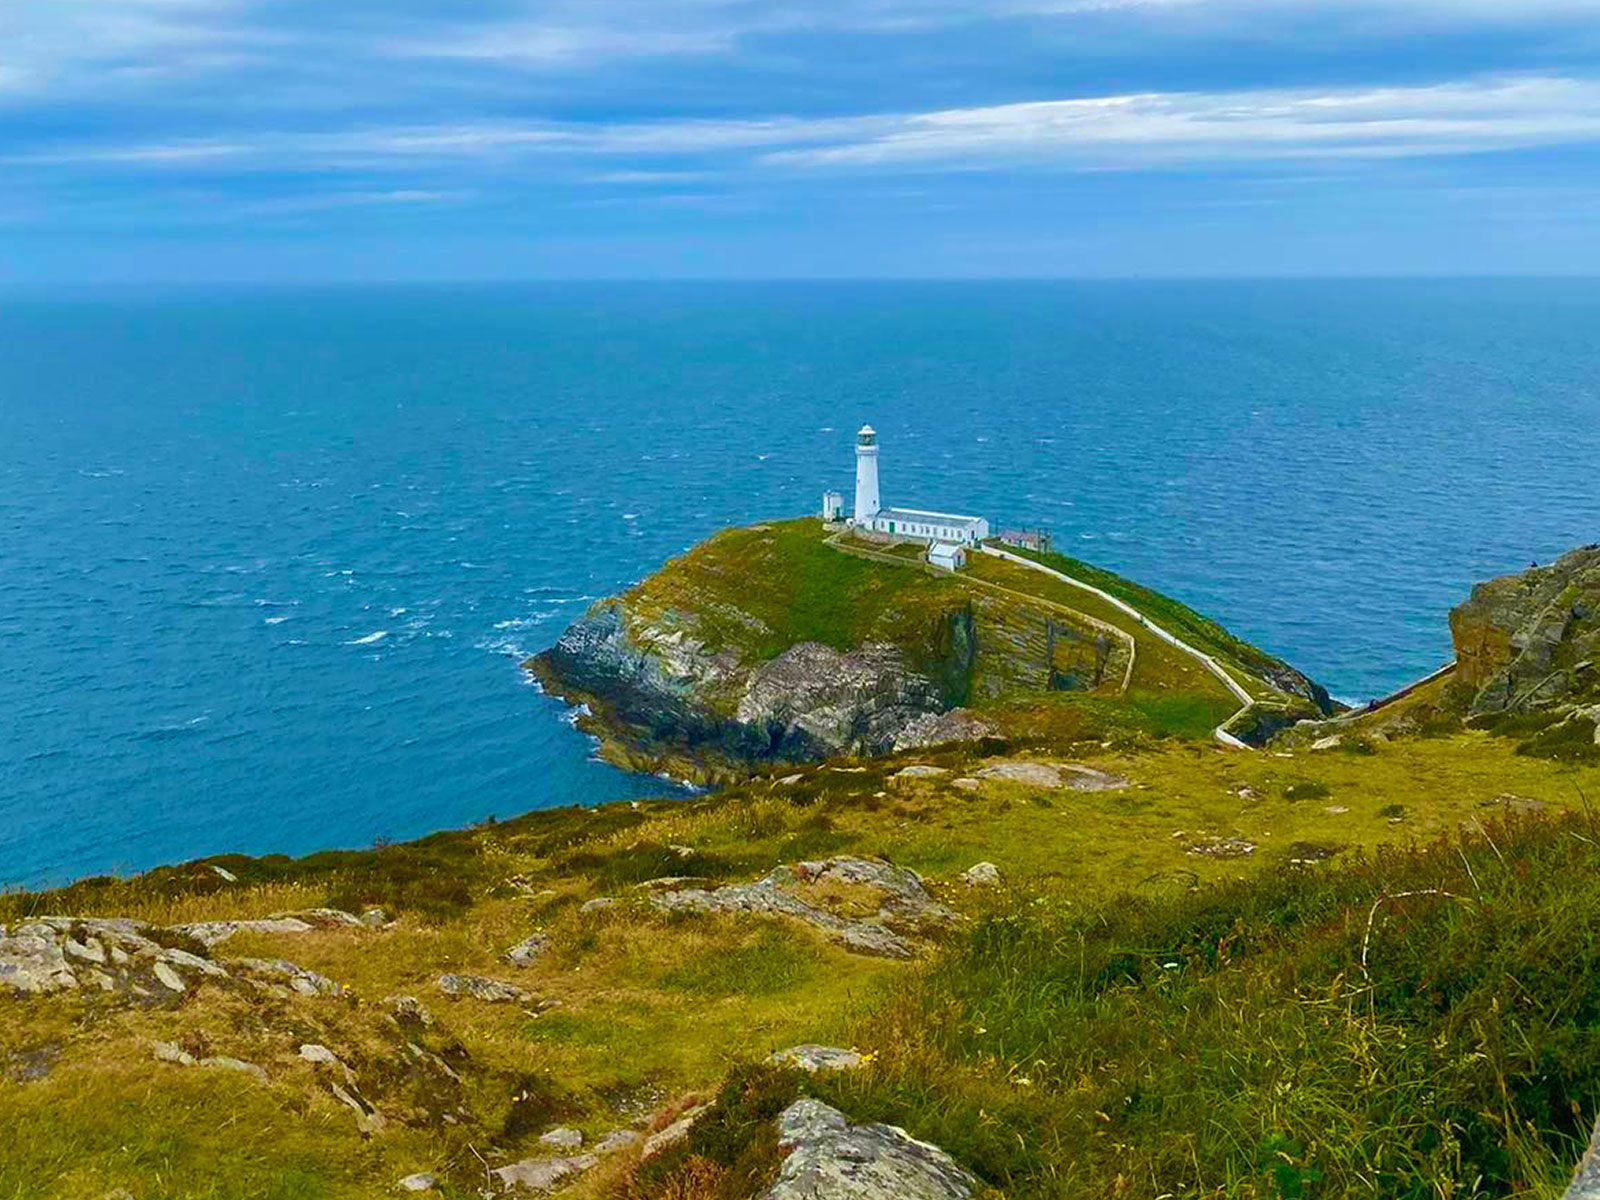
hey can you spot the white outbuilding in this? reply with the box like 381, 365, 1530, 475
929, 542, 967, 571
844, 424, 990, 550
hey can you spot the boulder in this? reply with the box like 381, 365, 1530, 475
505, 933, 551, 968
579, 898, 616, 914
959, 862, 1001, 888
761, 1099, 980, 1200
538, 1127, 584, 1150
385, 995, 434, 1027
491, 1153, 597, 1193
767, 1045, 865, 1073
893, 765, 949, 781
891, 709, 997, 752
437, 974, 530, 1004
398, 1173, 437, 1193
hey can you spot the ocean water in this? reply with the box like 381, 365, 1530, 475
3, 280, 1598, 888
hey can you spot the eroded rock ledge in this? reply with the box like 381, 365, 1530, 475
529, 597, 978, 780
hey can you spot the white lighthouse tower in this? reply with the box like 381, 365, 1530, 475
853, 425, 881, 525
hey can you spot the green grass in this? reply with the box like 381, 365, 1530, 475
659, 927, 817, 998
813, 812, 1600, 1198
628, 519, 964, 664
998, 542, 1304, 689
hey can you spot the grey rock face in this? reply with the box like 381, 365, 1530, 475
149, 1040, 268, 1084
892, 709, 998, 752
1565, 1111, 1600, 1199
538, 1127, 584, 1150
170, 917, 314, 948
594, 1128, 644, 1155
973, 760, 1129, 791
385, 994, 434, 1027
535, 598, 975, 771
651, 857, 957, 960
398, 1173, 437, 1192
1451, 545, 1600, 714
893, 764, 949, 781
0, 917, 226, 999
491, 1153, 598, 1193
762, 1099, 980, 1200
505, 932, 551, 967
437, 974, 531, 1004
735, 642, 950, 759
230, 957, 338, 996
767, 1045, 865, 1073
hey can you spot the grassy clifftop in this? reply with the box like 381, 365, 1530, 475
538, 519, 1329, 772
7, 725, 1600, 1198
624, 520, 966, 664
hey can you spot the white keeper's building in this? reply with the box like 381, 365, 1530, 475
823, 425, 990, 558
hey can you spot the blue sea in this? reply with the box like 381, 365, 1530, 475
3, 280, 1598, 888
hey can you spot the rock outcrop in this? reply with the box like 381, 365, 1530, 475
762, 1099, 981, 1200
531, 599, 975, 778
0, 917, 227, 998
650, 857, 958, 959
1450, 546, 1600, 714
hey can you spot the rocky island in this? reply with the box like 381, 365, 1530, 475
4, 532, 1600, 1199
528, 518, 1334, 782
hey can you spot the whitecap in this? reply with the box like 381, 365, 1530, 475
346, 630, 388, 646
622, 513, 639, 521
263, 615, 291, 626
390, 606, 408, 617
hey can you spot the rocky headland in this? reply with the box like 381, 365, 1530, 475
530, 519, 1332, 780
7, 531, 1600, 1199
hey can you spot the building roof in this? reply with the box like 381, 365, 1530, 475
876, 506, 985, 529
929, 542, 965, 558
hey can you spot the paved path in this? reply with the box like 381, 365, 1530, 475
978, 546, 1257, 749
1323, 661, 1457, 724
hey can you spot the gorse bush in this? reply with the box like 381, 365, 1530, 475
821, 813, 1600, 1198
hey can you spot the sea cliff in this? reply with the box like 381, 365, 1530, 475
10, 538, 1600, 1199
530, 518, 1332, 779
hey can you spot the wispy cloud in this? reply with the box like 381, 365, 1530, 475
766, 77, 1600, 169
20, 75, 1600, 177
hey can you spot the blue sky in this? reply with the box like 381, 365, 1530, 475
6, 0, 1600, 280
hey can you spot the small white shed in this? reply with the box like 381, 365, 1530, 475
929, 542, 967, 571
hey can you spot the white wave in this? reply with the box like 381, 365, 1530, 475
493, 610, 559, 631
622, 513, 639, 521
263, 615, 291, 626
562, 703, 593, 727
389, 606, 408, 617
346, 630, 388, 645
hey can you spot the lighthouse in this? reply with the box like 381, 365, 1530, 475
853, 424, 881, 524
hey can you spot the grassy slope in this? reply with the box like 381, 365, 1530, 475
6, 732, 1600, 1198
622, 520, 1292, 743
625, 519, 965, 664
1001, 543, 1310, 701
